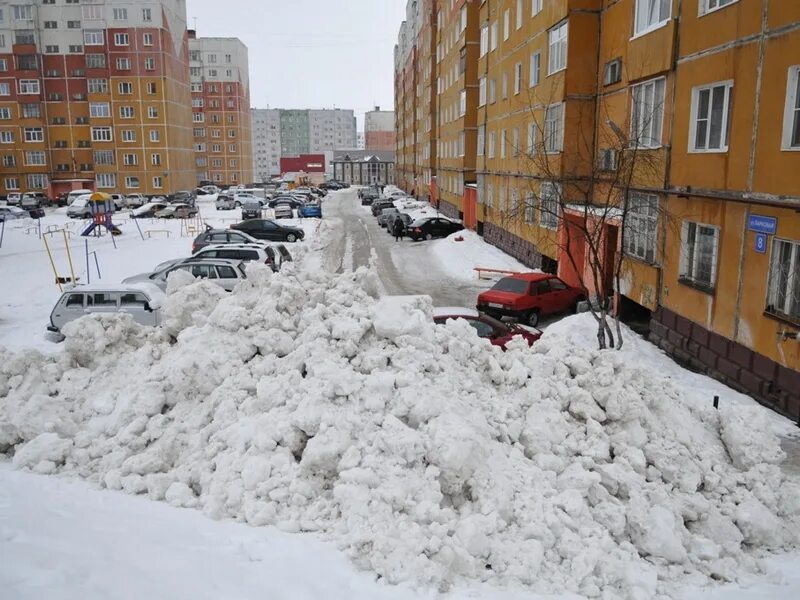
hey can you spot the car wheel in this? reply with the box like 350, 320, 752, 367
235, 202, 241, 208
525, 310, 540, 328
425, 233, 433, 241
286, 233, 297, 242
573, 295, 586, 313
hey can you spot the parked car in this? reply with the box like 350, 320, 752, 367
433, 307, 540, 349
125, 193, 147, 208
21, 194, 46, 217
6, 192, 21, 206
66, 196, 93, 219
170, 190, 196, 206
377, 207, 400, 228
21, 192, 51, 208
55, 192, 69, 207
407, 217, 464, 241
298, 202, 322, 218
371, 200, 396, 217
241, 199, 263, 220
66, 189, 93, 207
476, 273, 585, 327
215, 194, 236, 210
123, 259, 247, 292
385, 212, 412, 234
191, 228, 264, 253
0, 206, 28, 221
230, 219, 305, 242
47, 283, 165, 334
109, 194, 126, 210
131, 202, 170, 218
196, 185, 220, 196
191, 243, 280, 272
267, 196, 304, 209
154, 203, 199, 219
232, 192, 259, 208
273, 204, 294, 219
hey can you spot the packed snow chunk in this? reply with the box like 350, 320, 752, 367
719, 406, 786, 470
627, 500, 688, 563
371, 295, 433, 340
300, 426, 352, 474
161, 278, 228, 337
735, 498, 795, 548
12, 432, 72, 473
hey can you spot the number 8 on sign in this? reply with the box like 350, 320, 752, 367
754, 233, 767, 254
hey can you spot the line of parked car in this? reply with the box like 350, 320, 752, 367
214, 186, 325, 220
366, 185, 465, 242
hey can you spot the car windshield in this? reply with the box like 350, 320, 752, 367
491, 277, 529, 294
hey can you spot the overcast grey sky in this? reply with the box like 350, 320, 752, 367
186, 0, 407, 129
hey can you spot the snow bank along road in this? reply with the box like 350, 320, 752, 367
321, 188, 490, 306
1, 253, 799, 600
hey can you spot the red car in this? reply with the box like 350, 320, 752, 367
476, 272, 584, 327
433, 307, 540, 349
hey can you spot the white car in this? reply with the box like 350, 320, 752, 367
192, 243, 281, 271
126, 193, 147, 208
123, 259, 248, 292
66, 189, 93, 207
0, 206, 27, 221
215, 194, 236, 210
273, 204, 293, 219
233, 192, 259, 207
6, 192, 21, 205
47, 283, 164, 334
66, 195, 93, 219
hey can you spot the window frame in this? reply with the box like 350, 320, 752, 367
548, 21, 568, 75
699, 0, 738, 17
633, 0, 672, 38
624, 192, 659, 263
630, 76, 666, 148
540, 182, 561, 230
688, 80, 733, 153
766, 237, 800, 322
544, 102, 564, 153
781, 66, 800, 151
679, 220, 720, 292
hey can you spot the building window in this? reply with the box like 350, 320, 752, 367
500, 129, 507, 158
5, 177, 20, 190
27, 174, 47, 189
480, 24, 488, 57
44, 45, 59, 53
118, 82, 133, 94
782, 66, 800, 150
2, 155, 16, 167
143, 8, 152, 22
94, 150, 114, 165
625, 193, 659, 263
530, 51, 540, 87
97, 173, 116, 188
210, 129, 221, 138
90, 102, 110, 117
544, 103, 564, 152
125, 176, 140, 189
148, 107, 158, 119
119, 105, 134, 119
150, 130, 160, 142
19, 79, 40, 94
514, 62, 522, 95
689, 81, 733, 152
121, 130, 135, 142
479, 76, 487, 106
767, 238, 800, 320
503, 9, 510, 41
527, 121, 537, 154
228, 144, 236, 152
680, 221, 720, 290
143, 33, 154, 46
0, 131, 14, 143
635, 0, 671, 36
91, 127, 112, 142
153, 176, 162, 188
144, 57, 155, 70
88, 78, 108, 93
82, 5, 102, 20
548, 21, 568, 75
700, 0, 737, 16
0, 60, 6, 72
147, 82, 157, 95
24, 151, 46, 165
13, 5, 33, 20
533, 0, 543, 15
24, 127, 43, 142
631, 77, 665, 148
21, 103, 40, 118
459, 89, 466, 117
228, 129, 236, 138
113, 8, 128, 20
151, 153, 161, 166
122, 153, 138, 166
524, 192, 535, 223
512, 127, 520, 156
68, 45, 83, 53
540, 182, 560, 229
84, 30, 103, 45
44, 21, 57, 29
0, 107, 10, 119
86, 54, 106, 68
490, 21, 498, 51
114, 33, 129, 46
67, 20, 80, 29
116, 57, 131, 70
0, 83, 8, 96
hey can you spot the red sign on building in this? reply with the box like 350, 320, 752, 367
279, 154, 326, 174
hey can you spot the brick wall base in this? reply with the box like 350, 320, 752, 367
650, 307, 800, 421
482, 222, 544, 270
436, 198, 460, 220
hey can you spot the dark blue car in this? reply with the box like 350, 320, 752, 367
298, 203, 322, 218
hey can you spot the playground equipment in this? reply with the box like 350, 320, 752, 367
43, 229, 77, 291
81, 192, 122, 237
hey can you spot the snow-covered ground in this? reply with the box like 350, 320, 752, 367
429, 230, 530, 282
0, 197, 318, 352
1, 191, 799, 599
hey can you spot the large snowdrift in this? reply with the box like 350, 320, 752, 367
1, 262, 798, 599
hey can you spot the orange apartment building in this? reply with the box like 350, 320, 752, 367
0, 0, 195, 198
188, 33, 253, 186
395, 0, 800, 420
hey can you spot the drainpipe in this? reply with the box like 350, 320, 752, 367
478, 0, 492, 236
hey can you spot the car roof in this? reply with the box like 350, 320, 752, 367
432, 307, 480, 319
168, 258, 243, 266
62, 281, 165, 302
196, 243, 266, 252
503, 272, 551, 282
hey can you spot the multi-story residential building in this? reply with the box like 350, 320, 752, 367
364, 106, 396, 151
394, 0, 421, 193
189, 33, 252, 186
250, 107, 356, 179
0, 0, 195, 197
395, 0, 800, 420
414, 0, 437, 200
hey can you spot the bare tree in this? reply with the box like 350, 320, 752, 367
484, 78, 670, 350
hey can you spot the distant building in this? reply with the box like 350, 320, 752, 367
279, 154, 325, 175
251, 108, 356, 180
364, 107, 396, 151
189, 33, 253, 187
356, 132, 366, 150
332, 150, 395, 186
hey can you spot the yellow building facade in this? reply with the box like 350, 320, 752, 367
395, 0, 800, 419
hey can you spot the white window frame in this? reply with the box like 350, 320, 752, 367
781, 66, 800, 151
532, 0, 543, 16
544, 103, 564, 153
516, 0, 523, 29
123, 153, 138, 166
118, 82, 133, 95
91, 126, 112, 142
548, 21, 568, 75
96, 173, 116, 189
480, 24, 488, 57
114, 33, 129, 46
90, 102, 110, 118
500, 129, 507, 159
125, 176, 140, 189
766, 238, 800, 320
540, 182, 560, 229
503, 10, 510, 41
699, 0, 738, 17
634, 0, 672, 38
689, 80, 733, 153
24, 127, 43, 142
530, 51, 540, 87
119, 105, 134, 119
121, 130, 135, 142
24, 150, 45, 166
150, 130, 160, 142
631, 77, 666, 148
490, 21, 498, 51
143, 33, 154, 46
83, 30, 103, 45
479, 76, 487, 106
514, 62, 522, 95
18, 79, 40, 94
524, 192, 536, 223
527, 121, 537, 154
679, 221, 720, 290
624, 193, 659, 263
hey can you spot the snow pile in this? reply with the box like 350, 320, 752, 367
430, 230, 530, 282
1, 264, 799, 599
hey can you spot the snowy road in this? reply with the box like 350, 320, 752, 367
322, 189, 491, 306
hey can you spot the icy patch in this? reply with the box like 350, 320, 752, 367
0, 263, 798, 599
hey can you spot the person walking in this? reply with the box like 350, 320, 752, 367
392, 217, 405, 242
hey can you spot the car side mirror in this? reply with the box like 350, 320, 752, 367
143, 302, 152, 312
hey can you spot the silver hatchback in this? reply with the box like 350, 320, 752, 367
123, 258, 247, 292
